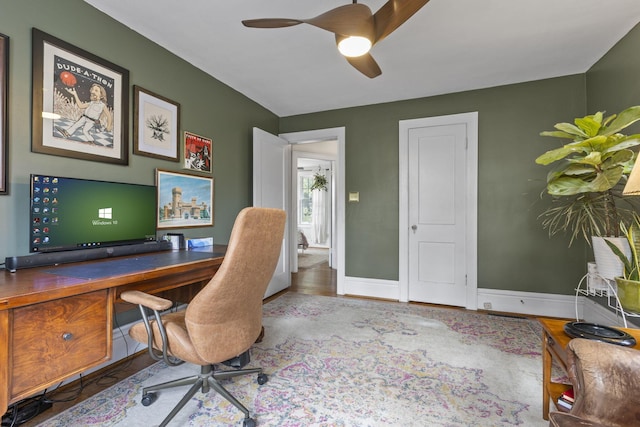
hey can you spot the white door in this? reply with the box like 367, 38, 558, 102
253, 127, 290, 298
399, 113, 478, 309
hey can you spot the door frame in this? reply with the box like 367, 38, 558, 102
280, 127, 345, 296
398, 113, 478, 308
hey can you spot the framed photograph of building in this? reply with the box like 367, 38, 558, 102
156, 169, 213, 229
134, 86, 180, 161
0, 33, 8, 194
183, 131, 212, 172
31, 28, 129, 164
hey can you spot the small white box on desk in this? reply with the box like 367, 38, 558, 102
187, 237, 213, 249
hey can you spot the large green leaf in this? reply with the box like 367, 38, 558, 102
555, 122, 589, 139
605, 238, 634, 278
575, 114, 602, 137
599, 106, 640, 136
546, 162, 595, 183
601, 149, 634, 169
591, 166, 624, 190
536, 144, 587, 165
603, 134, 640, 154
547, 176, 594, 195
567, 151, 601, 166
579, 134, 609, 151
540, 130, 578, 139
561, 163, 597, 176
547, 166, 623, 195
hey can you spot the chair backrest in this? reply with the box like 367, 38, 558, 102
185, 207, 286, 363
567, 338, 640, 426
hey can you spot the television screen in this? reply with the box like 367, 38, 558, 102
30, 174, 157, 253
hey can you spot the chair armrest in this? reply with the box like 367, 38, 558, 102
549, 412, 605, 427
121, 290, 173, 311
120, 290, 181, 366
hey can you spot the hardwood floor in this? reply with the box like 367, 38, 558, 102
16, 261, 336, 426
290, 259, 337, 297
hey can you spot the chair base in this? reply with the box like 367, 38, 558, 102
141, 360, 267, 427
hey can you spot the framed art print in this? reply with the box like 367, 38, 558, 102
183, 131, 212, 173
31, 28, 129, 165
156, 169, 213, 229
0, 33, 8, 194
134, 86, 180, 161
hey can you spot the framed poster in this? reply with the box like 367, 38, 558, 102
134, 86, 180, 161
183, 131, 212, 172
156, 169, 213, 229
31, 28, 129, 164
0, 33, 8, 194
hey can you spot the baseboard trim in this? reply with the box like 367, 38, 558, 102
477, 288, 580, 318
343, 276, 400, 300
342, 276, 637, 323
343, 277, 584, 318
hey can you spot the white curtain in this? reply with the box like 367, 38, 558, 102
312, 187, 328, 244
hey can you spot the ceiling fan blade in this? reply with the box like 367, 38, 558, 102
304, 4, 373, 37
242, 18, 303, 28
373, 0, 430, 43
345, 53, 382, 79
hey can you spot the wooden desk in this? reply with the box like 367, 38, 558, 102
538, 317, 640, 420
0, 246, 225, 414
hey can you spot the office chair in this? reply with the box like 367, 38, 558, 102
121, 207, 286, 427
548, 338, 640, 427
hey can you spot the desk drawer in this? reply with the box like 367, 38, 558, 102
10, 290, 112, 400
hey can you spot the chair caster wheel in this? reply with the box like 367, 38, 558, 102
257, 373, 268, 385
243, 417, 256, 427
141, 392, 157, 406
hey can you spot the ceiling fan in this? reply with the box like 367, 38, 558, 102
242, 0, 430, 78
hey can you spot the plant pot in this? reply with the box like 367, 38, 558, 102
592, 236, 631, 280
615, 277, 640, 314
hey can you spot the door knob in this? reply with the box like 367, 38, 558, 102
411, 225, 417, 233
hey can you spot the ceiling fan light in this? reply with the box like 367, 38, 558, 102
338, 36, 371, 57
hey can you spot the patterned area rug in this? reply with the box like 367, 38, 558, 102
38, 294, 548, 426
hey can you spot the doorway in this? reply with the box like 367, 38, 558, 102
280, 127, 345, 296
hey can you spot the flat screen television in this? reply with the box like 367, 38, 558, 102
30, 174, 158, 253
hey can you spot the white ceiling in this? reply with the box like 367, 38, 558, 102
84, 0, 640, 117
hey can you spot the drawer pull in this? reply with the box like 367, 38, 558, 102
62, 333, 73, 341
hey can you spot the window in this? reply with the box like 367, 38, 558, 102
299, 173, 313, 224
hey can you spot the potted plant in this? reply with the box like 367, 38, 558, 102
536, 106, 640, 279
311, 172, 328, 192
605, 218, 640, 313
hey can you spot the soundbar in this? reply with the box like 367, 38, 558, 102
4, 240, 172, 273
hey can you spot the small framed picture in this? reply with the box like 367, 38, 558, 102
183, 131, 212, 173
156, 169, 213, 229
134, 86, 180, 161
31, 29, 129, 164
0, 33, 8, 194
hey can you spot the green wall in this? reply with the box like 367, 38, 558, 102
281, 76, 589, 294
587, 23, 640, 132
0, 0, 279, 261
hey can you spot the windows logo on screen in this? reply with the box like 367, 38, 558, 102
98, 208, 112, 219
